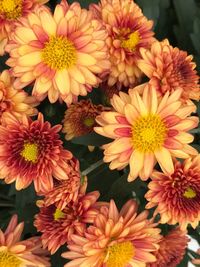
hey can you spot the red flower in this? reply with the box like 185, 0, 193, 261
0, 112, 73, 193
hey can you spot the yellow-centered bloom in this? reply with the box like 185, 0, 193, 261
145, 156, 200, 230
0, 0, 49, 55
95, 84, 198, 181
90, 0, 155, 88
0, 214, 50, 266
62, 199, 161, 267
6, 0, 110, 105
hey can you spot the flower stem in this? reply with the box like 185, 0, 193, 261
82, 159, 104, 176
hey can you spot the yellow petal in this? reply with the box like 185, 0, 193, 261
129, 150, 144, 181
40, 11, 56, 36
18, 52, 41, 66
54, 70, 70, 95
77, 52, 96, 66
68, 66, 85, 84
155, 148, 174, 174
124, 104, 139, 124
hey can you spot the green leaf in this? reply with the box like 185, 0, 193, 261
14, 184, 38, 210
177, 249, 190, 267
136, 0, 160, 27
173, 0, 197, 33
71, 132, 111, 146
51, 246, 67, 267
104, 173, 148, 209
87, 164, 120, 198
173, 0, 198, 52
68, 0, 99, 7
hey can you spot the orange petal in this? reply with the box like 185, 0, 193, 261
129, 150, 144, 181
154, 148, 174, 174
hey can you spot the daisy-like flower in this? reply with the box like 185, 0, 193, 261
94, 85, 199, 181
145, 156, 200, 230
34, 181, 101, 254
0, 214, 50, 266
138, 39, 200, 102
90, 0, 155, 88
6, 0, 110, 105
0, 70, 38, 122
0, 112, 73, 193
42, 157, 81, 210
0, 0, 49, 55
147, 228, 189, 267
62, 199, 161, 267
62, 99, 106, 140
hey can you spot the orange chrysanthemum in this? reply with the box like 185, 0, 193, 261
147, 228, 189, 267
34, 180, 101, 254
0, 214, 50, 266
42, 157, 81, 210
62, 99, 106, 140
138, 39, 200, 102
0, 112, 73, 193
0, 70, 38, 121
0, 0, 49, 55
6, 0, 110, 105
62, 199, 161, 267
95, 85, 198, 181
145, 156, 200, 230
90, 0, 155, 88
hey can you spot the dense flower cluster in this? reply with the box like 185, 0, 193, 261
0, 0, 199, 266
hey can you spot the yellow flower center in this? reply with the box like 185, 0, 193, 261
0, 0, 22, 19
53, 208, 66, 220
42, 36, 77, 70
132, 114, 167, 152
20, 143, 38, 163
183, 187, 196, 199
83, 117, 95, 127
105, 241, 134, 267
0, 250, 21, 267
121, 31, 140, 51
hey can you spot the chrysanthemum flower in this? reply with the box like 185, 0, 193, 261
147, 228, 189, 267
42, 157, 81, 210
95, 85, 198, 181
90, 0, 155, 88
62, 99, 106, 140
6, 0, 110, 105
0, 214, 50, 266
138, 39, 200, 102
62, 199, 161, 267
34, 181, 101, 254
0, 0, 48, 55
0, 70, 38, 121
0, 112, 73, 193
145, 156, 200, 230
